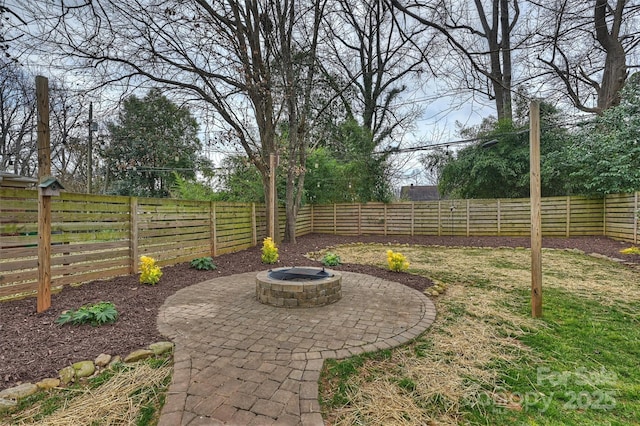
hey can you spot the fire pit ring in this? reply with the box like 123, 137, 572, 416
256, 267, 342, 308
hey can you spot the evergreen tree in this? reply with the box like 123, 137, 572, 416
102, 90, 205, 197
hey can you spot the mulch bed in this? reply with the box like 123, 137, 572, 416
1, 234, 638, 389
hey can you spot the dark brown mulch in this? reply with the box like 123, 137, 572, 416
1, 234, 638, 389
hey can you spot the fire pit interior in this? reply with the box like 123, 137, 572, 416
256, 267, 342, 308
268, 267, 332, 281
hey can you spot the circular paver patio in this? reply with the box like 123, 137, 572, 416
157, 271, 436, 426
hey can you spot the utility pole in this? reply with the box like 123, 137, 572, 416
87, 102, 93, 193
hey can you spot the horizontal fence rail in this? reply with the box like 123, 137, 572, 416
604, 193, 639, 244
309, 196, 609, 239
0, 189, 312, 300
1, 189, 637, 301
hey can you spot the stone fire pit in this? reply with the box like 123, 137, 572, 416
256, 267, 342, 308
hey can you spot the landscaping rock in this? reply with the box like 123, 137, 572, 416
0, 383, 38, 400
108, 355, 122, 368
565, 248, 585, 255
589, 252, 609, 260
0, 398, 17, 413
36, 378, 60, 390
72, 361, 95, 378
149, 341, 174, 355
95, 353, 112, 367
124, 349, 154, 363
59, 366, 75, 384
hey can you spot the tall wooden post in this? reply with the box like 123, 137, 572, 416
36, 76, 52, 313
87, 102, 93, 193
251, 203, 257, 246
530, 100, 542, 318
269, 153, 276, 240
129, 197, 138, 274
634, 192, 638, 244
210, 202, 217, 257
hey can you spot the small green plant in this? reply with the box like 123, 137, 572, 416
139, 255, 163, 285
261, 237, 279, 264
56, 301, 118, 326
190, 256, 217, 270
321, 252, 342, 267
620, 246, 640, 255
387, 249, 409, 272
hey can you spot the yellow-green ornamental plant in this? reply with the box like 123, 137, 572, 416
387, 249, 409, 272
261, 237, 279, 264
139, 255, 163, 285
620, 246, 640, 255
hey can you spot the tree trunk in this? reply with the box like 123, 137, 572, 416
262, 172, 280, 244
284, 175, 298, 244
500, 0, 513, 121
595, 0, 628, 112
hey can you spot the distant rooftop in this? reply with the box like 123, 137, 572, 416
0, 172, 38, 188
400, 184, 441, 201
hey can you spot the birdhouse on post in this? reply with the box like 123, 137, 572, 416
38, 177, 64, 197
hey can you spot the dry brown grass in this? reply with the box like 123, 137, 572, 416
12, 361, 171, 425
317, 243, 639, 425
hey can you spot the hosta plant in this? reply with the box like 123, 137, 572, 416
56, 301, 118, 326
387, 249, 410, 272
139, 255, 163, 285
261, 237, 279, 264
190, 256, 217, 270
321, 252, 341, 267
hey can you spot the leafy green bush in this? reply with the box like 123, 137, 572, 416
261, 237, 279, 264
190, 256, 217, 270
321, 252, 341, 267
56, 302, 118, 326
387, 249, 409, 272
139, 256, 162, 285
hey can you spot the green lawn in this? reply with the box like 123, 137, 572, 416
317, 245, 640, 425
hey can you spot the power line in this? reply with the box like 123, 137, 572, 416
375, 130, 529, 154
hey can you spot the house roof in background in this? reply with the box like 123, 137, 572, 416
400, 184, 441, 201
0, 172, 38, 188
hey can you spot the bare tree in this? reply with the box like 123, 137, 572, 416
0, 58, 92, 187
49, 83, 90, 192
534, 0, 639, 114
325, 0, 427, 145
0, 3, 26, 65
20, 0, 326, 242
389, 0, 522, 121
0, 59, 36, 175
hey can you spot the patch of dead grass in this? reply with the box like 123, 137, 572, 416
13, 361, 171, 425
333, 377, 436, 426
318, 243, 639, 425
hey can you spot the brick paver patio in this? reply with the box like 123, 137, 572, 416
157, 271, 436, 426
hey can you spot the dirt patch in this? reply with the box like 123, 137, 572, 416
0, 234, 638, 389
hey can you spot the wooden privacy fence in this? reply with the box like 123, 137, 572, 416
604, 192, 639, 243
0, 188, 311, 300
1, 189, 638, 300
309, 193, 638, 243
310, 196, 608, 238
